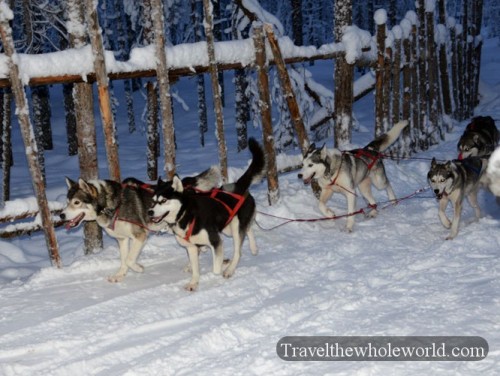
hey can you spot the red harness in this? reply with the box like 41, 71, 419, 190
183, 188, 247, 242
353, 149, 382, 170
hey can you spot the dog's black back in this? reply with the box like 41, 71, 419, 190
458, 116, 499, 158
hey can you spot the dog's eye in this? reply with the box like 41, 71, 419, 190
308, 164, 313, 167
73, 200, 81, 205
439, 178, 445, 183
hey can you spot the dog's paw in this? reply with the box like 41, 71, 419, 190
184, 282, 198, 291
325, 208, 335, 217
107, 274, 125, 283
367, 209, 378, 218
128, 263, 144, 273
223, 268, 235, 279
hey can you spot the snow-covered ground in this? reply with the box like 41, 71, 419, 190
1, 38, 500, 375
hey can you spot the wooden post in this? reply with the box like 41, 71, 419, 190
391, 28, 402, 127
203, 0, 228, 181
437, 1, 452, 122
374, 13, 386, 137
84, 0, 121, 182
1, 90, 12, 201
333, 0, 354, 147
426, 6, 443, 142
151, 0, 176, 179
471, 0, 484, 108
264, 24, 309, 154
401, 22, 412, 157
449, 21, 459, 118
68, 0, 103, 254
146, 81, 159, 180
416, 0, 428, 150
0, 7, 61, 267
253, 24, 280, 205
383, 46, 392, 133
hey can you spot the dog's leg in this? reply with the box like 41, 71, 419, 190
212, 240, 224, 276
358, 178, 378, 218
467, 190, 482, 220
447, 198, 462, 240
247, 226, 258, 256
438, 197, 451, 229
224, 220, 243, 279
108, 238, 129, 283
125, 231, 147, 273
185, 244, 200, 291
318, 188, 335, 217
345, 191, 357, 232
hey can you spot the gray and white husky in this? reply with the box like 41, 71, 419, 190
60, 167, 220, 282
148, 138, 265, 291
298, 120, 408, 232
457, 116, 499, 159
427, 157, 487, 239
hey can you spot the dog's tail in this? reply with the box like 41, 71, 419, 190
365, 120, 409, 152
233, 138, 265, 195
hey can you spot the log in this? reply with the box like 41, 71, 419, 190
0, 7, 61, 267
253, 24, 280, 205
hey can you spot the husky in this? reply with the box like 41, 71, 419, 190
457, 116, 499, 159
298, 120, 408, 232
427, 157, 487, 240
148, 138, 265, 291
60, 167, 220, 282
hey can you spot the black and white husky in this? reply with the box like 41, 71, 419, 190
427, 157, 487, 240
457, 116, 499, 159
60, 168, 220, 282
298, 120, 408, 232
148, 138, 265, 291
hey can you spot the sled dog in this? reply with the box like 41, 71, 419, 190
457, 116, 499, 159
148, 138, 265, 291
427, 157, 487, 239
60, 167, 220, 282
298, 120, 408, 232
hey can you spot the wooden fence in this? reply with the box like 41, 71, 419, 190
0, 0, 482, 266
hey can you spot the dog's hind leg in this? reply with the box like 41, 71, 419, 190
358, 178, 378, 217
345, 191, 357, 232
108, 238, 130, 283
126, 231, 147, 273
247, 226, 258, 256
467, 190, 482, 220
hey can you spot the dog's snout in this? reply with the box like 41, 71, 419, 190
297, 173, 303, 179
434, 189, 440, 194
147, 209, 154, 217
60, 213, 66, 220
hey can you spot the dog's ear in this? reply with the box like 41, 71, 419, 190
78, 178, 92, 193
431, 157, 437, 167
65, 177, 77, 189
157, 177, 164, 186
172, 175, 184, 193
320, 144, 328, 159
304, 143, 316, 157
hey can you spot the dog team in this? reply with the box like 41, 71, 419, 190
60, 116, 499, 289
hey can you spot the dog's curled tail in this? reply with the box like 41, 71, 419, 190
233, 138, 266, 195
367, 120, 409, 152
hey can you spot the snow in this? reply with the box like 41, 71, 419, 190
0, 26, 500, 376
374, 9, 387, 26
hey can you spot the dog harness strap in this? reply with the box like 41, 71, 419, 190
110, 208, 119, 230
184, 218, 196, 241
209, 189, 248, 227
354, 149, 381, 170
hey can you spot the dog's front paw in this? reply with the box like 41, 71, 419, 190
367, 209, 378, 218
223, 268, 235, 279
107, 274, 125, 283
184, 281, 198, 291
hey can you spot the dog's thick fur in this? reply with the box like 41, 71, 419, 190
298, 120, 408, 231
427, 157, 487, 239
148, 138, 265, 291
457, 116, 499, 159
60, 167, 220, 282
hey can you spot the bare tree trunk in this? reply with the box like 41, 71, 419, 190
203, 0, 228, 181
291, 0, 303, 46
146, 81, 159, 180
375, 19, 386, 137
410, 22, 420, 151
0, 9, 61, 267
426, 7, 442, 142
416, 0, 428, 149
212, 0, 225, 108
32, 86, 53, 150
67, 0, 103, 254
63, 83, 78, 155
402, 32, 412, 157
450, 24, 459, 118
333, 0, 354, 146
85, 0, 121, 182
472, 0, 484, 108
253, 24, 280, 205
